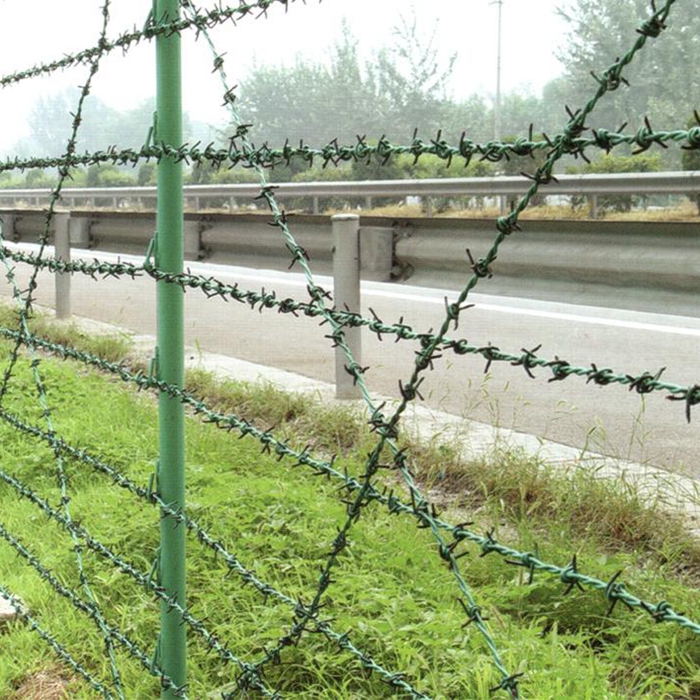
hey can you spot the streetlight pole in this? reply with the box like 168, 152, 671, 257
492, 0, 503, 141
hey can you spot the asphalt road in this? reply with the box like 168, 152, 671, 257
3, 244, 699, 476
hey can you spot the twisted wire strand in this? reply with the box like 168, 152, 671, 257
1, 245, 697, 418
0, 122, 697, 179
179, 1, 516, 692
0, 522, 189, 699
1, 325, 698, 665
0, 582, 113, 696
0, 464, 274, 698
0, 1, 304, 91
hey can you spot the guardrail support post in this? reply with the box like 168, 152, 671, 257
589, 194, 598, 219
332, 214, 361, 400
54, 212, 71, 319
156, 0, 187, 696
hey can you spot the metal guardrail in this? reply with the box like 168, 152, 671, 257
1, 170, 700, 211
3, 208, 699, 395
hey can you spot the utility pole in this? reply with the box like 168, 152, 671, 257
492, 0, 503, 141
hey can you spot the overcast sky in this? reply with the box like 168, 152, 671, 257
0, 0, 568, 151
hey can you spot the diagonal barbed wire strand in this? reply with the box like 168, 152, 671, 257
0, 377, 698, 643
0, 582, 114, 696
181, 2, 682, 694
0, 1, 306, 91
0, 464, 278, 698
0, 361, 430, 698
179, 2, 518, 693
0, 522, 189, 699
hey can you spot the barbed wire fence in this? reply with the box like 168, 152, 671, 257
0, 0, 697, 698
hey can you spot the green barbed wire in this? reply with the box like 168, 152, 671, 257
0, 0, 695, 696
4, 325, 700, 646
182, 2, 680, 695
0, 382, 430, 697
0, 121, 697, 180
0, 2, 129, 695
0, 582, 114, 696
0, 0, 306, 91
0, 464, 279, 698
2, 245, 698, 420
0, 522, 189, 699
181, 2, 518, 693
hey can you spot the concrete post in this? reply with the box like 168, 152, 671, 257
332, 214, 361, 400
313, 196, 319, 215
365, 196, 372, 210
53, 212, 71, 320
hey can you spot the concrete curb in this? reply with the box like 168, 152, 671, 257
62, 312, 700, 530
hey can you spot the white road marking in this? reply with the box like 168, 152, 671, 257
9, 241, 700, 338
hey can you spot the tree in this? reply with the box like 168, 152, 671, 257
556, 0, 700, 168
367, 14, 457, 139
26, 92, 197, 158
236, 15, 458, 151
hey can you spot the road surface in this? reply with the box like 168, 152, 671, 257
2, 244, 699, 477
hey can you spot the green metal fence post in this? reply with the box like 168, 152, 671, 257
155, 0, 186, 696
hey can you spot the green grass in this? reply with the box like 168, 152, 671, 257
0, 319, 699, 698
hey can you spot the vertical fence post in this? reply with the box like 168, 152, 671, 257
155, 0, 186, 697
332, 214, 361, 400
54, 212, 71, 320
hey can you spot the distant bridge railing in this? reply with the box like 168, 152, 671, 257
2, 171, 700, 216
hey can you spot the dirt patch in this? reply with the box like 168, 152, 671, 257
9, 668, 74, 700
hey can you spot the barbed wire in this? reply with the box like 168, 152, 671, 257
0, 121, 697, 180
2, 244, 697, 420
0, 1, 306, 91
180, 0, 520, 692
0, 2, 130, 695
0, 522, 188, 698
0, 0, 696, 697
3, 323, 699, 655
0, 464, 282, 697
0, 582, 113, 696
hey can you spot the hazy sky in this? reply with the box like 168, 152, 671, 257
0, 0, 567, 150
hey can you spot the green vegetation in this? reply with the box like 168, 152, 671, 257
0, 314, 699, 697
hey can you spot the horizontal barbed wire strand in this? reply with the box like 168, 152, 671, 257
0, 122, 696, 177
0, 1, 305, 90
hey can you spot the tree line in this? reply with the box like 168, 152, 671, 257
5, 0, 698, 192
